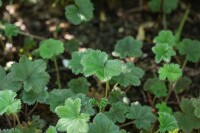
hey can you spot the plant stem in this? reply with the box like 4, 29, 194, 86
105, 81, 110, 98
175, 8, 190, 42
54, 59, 61, 88
119, 121, 134, 128
18, 31, 46, 40
162, 13, 167, 29
165, 81, 173, 102
181, 58, 188, 70
14, 113, 21, 125
27, 102, 38, 116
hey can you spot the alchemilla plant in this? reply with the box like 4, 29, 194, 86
0, 0, 200, 133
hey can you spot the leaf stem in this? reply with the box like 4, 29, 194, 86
18, 31, 46, 40
175, 7, 190, 42
105, 81, 110, 98
27, 102, 38, 116
162, 13, 167, 29
119, 121, 134, 128
14, 113, 21, 125
54, 59, 62, 88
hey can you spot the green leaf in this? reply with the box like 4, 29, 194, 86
154, 30, 176, 46
163, 0, 179, 14
148, 0, 178, 14
105, 102, 128, 123
158, 63, 182, 81
47, 89, 75, 112
89, 113, 120, 133
174, 99, 200, 133
66, 39, 80, 53
23, 115, 46, 133
81, 50, 122, 81
156, 102, 173, 114
10, 56, 50, 93
148, 0, 161, 12
176, 38, 200, 62
175, 76, 192, 94
0, 90, 21, 115
55, 98, 89, 133
68, 51, 86, 74
1, 128, 21, 133
113, 36, 143, 59
191, 98, 200, 118
126, 103, 157, 130
39, 38, 64, 59
4, 23, 19, 38
68, 77, 90, 94
113, 62, 144, 87
65, 0, 94, 25
158, 112, 178, 133
143, 78, 167, 98
21, 88, 49, 105
152, 43, 176, 63
46, 126, 57, 133
0, 66, 22, 92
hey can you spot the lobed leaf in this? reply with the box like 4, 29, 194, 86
126, 103, 157, 130
81, 50, 122, 81
144, 78, 167, 98
113, 62, 144, 87
176, 38, 200, 62
65, 0, 94, 25
152, 43, 176, 63
55, 98, 89, 133
10, 56, 50, 93
4, 23, 19, 38
158, 112, 178, 133
39, 38, 64, 59
68, 77, 90, 94
89, 113, 120, 133
113, 36, 143, 59
0, 90, 21, 115
158, 63, 182, 81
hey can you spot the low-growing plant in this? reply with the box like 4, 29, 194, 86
0, 0, 200, 133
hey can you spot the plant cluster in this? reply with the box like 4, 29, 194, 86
0, 0, 200, 133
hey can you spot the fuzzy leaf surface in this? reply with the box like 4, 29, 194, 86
158, 112, 178, 133
0, 90, 21, 115
176, 38, 200, 62
39, 38, 64, 59
126, 103, 157, 130
144, 78, 167, 98
105, 102, 128, 123
68, 51, 86, 74
174, 99, 200, 133
154, 30, 176, 46
113, 36, 143, 59
10, 56, 50, 93
47, 89, 75, 112
65, 0, 94, 25
22, 88, 49, 105
55, 98, 89, 133
89, 113, 120, 133
156, 102, 173, 114
158, 63, 182, 81
68, 77, 90, 94
152, 43, 176, 63
113, 62, 144, 87
4, 23, 19, 38
81, 50, 122, 81
0, 66, 22, 92
175, 76, 192, 94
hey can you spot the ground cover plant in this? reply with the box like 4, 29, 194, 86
0, 0, 200, 132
